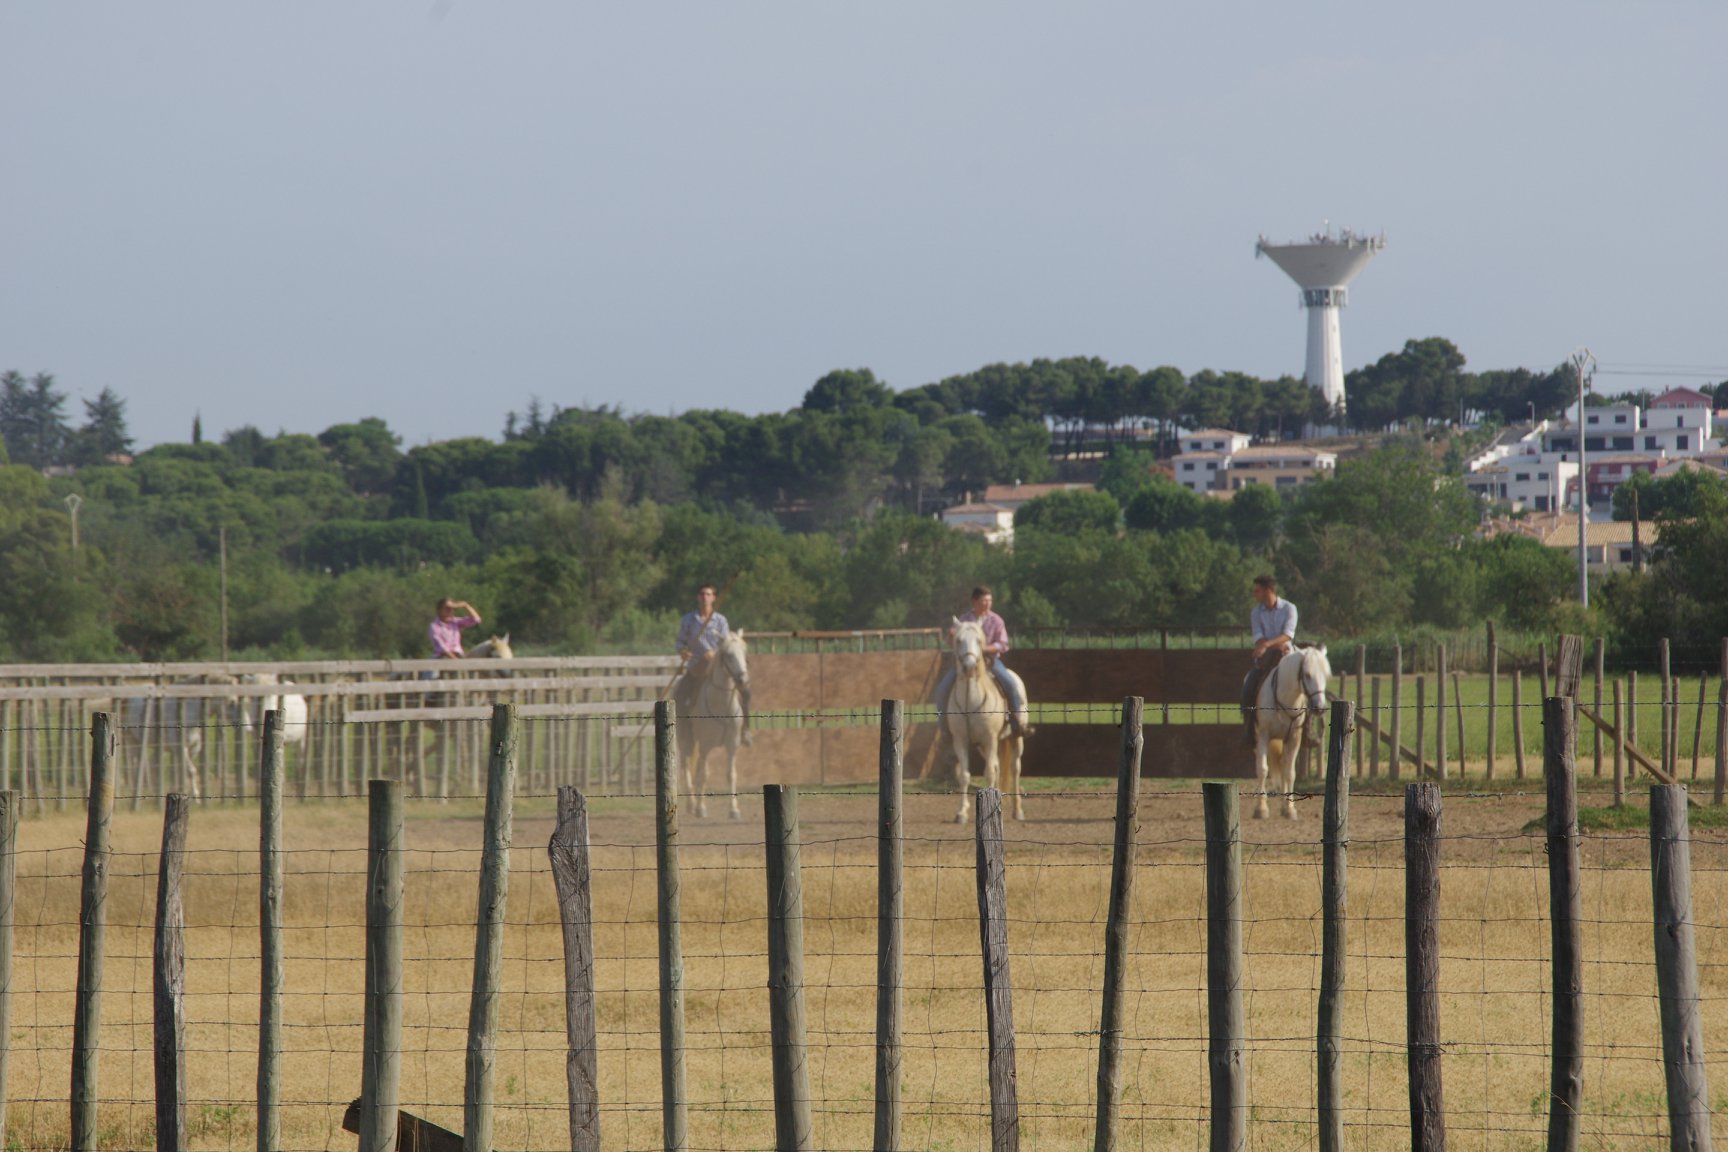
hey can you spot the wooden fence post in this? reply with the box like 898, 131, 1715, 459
1405, 782, 1445, 1152
1512, 672, 1527, 780
1486, 623, 1498, 781
1660, 638, 1673, 778
1628, 671, 1639, 757
154, 794, 190, 1152
1389, 645, 1403, 782
1613, 681, 1626, 809
1650, 784, 1713, 1148
72, 712, 115, 1152
466, 704, 518, 1152
1204, 782, 1246, 1152
1451, 672, 1466, 779
550, 785, 601, 1152
765, 785, 813, 1152
1544, 700, 1582, 1152
1715, 677, 1727, 807
655, 701, 689, 1151
875, 701, 904, 1152
975, 787, 1019, 1152
1435, 648, 1448, 780
359, 779, 403, 1152
0, 790, 17, 1152
1318, 701, 1353, 1152
1539, 641, 1550, 700
1593, 638, 1605, 778
1370, 677, 1382, 780
1093, 697, 1143, 1152
1353, 646, 1366, 776
1690, 672, 1706, 782
258, 711, 284, 1152
1414, 676, 1427, 778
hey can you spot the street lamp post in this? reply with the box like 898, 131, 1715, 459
1571, 347, 1596, 607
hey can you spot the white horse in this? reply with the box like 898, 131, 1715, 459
1252, 644, 1332, 820
679, 631, 750, 819
945, 619, 1026, 824
240, 672, 309, 748
386, 634, 514, 793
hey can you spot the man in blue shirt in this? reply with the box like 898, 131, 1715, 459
672, 582, 752, 742
1241, 574, 1298, 744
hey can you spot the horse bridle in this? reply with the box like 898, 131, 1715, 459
1267, 652, 1328, 736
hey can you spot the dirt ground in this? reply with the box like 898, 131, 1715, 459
4, 780, 1724, 1151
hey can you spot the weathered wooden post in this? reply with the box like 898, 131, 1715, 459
1435, 647, 1448, 779
1389, 644, 1403, 782
1690, 672, 1706, 781
1539, 640, 1550, 700
1512, 672, 1527, 780
765, 785, 813, 1151
1593, 637, 1605, 778
1650, 784, 1712, 1149
1353, 645, 1366, 776
1405, 783, 1445, 1152
1660, 638, 1674, 778
359, 779, 403, 1152
1318, 701, 1352, 1152
258, 711, 284, 1152
1715, 676, 1727, 808
550, 785, 601, 1152
1486, 622, 1498, 781
1204, 782, 1246, 1152
1613, 681, 1626, 808
1628, 670, 1639, 757
72, 712, 116, 1152
1544, 699, 1582, 1152
1414, 676, 1427, 778
1370, 677, 1383, 779
154, 794, 190, 1152
1093, 697, 1143, 1152
975, 787, 1019, 1152
0, 790, 17, 1152
655, 700, 689, 1151
875, 701, 904, 1152
1451, 672, 1466, 780
466, 704, 518, 1152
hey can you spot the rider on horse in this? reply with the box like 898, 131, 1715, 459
1241, 574, 1298, 745
935, 585, 1032, 738
674, 582, 752, 736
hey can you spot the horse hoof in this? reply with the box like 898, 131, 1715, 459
1252, 807, 1268, 820
696, 803, 707, 819
729, 808, 742, 821
1283, 807, 1299, 821
1013, 808, 1025, 822
954, 812, 968, 825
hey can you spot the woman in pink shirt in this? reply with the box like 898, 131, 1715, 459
429, 598, 483, 658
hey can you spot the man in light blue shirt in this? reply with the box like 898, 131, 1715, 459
1241, 575, 1298, 743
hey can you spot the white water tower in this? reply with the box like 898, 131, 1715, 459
1256, 227, 1386, 412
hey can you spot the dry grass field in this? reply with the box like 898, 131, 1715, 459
4, 782, 1728, 1151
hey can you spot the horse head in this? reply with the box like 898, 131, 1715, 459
717, 630, 750, 692
470, 633, 514, 660
952, 618, 987, 676
1299, 644, 1332, 714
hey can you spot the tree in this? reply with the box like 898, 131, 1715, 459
1123, 476, 1206, 534
69, 388, 133, 465
1013, 489, 1120, 536
1611, 467, 1728, 522
0, 371, 72, 468
192, 412, 203, 445
318, 418, 403, 494
802, 368, 893, 413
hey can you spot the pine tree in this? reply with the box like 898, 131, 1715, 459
192, 412, 203, 445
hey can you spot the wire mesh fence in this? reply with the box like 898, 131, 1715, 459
2, 703, 1727, 1150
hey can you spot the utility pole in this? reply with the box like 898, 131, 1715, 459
219, 525, 229, 663
1571, 347, 1596, 607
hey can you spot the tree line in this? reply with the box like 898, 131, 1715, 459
1, 344, 1723, 664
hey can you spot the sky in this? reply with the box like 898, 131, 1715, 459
4, 2, 1725, 450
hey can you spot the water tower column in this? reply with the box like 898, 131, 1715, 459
1303, 287, 1347, 411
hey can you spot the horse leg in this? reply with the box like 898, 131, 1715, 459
183, 743, 203, 803
692, 743, 709, 819
1279, 732, 1301, 819
950, 722, 973, 824
725, 736, 741, 820
1002, 736, 1024, 821
1253, 734, 1271, 819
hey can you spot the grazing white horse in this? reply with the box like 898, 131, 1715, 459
679, 631, 750, 819
1252, 644, 1332, 820
945, 618, 1026, 824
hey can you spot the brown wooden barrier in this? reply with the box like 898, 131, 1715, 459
730, 649, 1254, 784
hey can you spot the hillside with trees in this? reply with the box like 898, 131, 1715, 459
2, 348, 1724, 663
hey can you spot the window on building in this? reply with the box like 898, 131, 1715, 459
1182, 462, 1194, 471
1614, 414, 1628, 424
1515, 473, 1530, 482
1206, 462, 1217, 471
1679, 436, 1690, 451
1537, 472, 1548, 480
1646, 437, 1659, 450
1587, 415, 1600, 425
1275, 476, 1297, 488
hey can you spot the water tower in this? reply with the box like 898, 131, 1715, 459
1256, 227, 1386, 412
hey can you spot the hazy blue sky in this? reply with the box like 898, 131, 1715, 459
4, 3, 1724, 449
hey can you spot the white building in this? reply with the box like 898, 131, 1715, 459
1464, 454, 1577, 513
939, 500, 1015, 546
1174, 451, 1230, 493
1179, 428, 1252, 456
